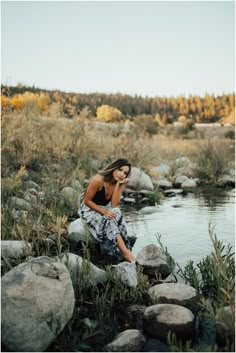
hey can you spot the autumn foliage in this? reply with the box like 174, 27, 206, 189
1, 84, 235, 124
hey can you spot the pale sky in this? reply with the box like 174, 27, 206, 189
1, 1, 235, 97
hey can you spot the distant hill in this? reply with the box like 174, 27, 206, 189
1, 84, 235, 124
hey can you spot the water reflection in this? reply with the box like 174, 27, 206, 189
122, 188, 235, 266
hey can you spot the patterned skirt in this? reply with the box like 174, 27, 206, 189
78, 201, 132, 260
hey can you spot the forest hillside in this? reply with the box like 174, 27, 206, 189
1, 84, 235, 125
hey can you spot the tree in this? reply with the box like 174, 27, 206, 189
96, 105, 122, 122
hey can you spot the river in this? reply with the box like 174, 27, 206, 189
123, 188, 235, 267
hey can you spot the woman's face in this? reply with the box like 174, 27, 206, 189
112, 165, 130, 182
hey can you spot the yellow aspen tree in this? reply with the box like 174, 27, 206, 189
96, 105, 122, 122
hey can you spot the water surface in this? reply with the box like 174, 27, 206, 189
123, 188, 235, 267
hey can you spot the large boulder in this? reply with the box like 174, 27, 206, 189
148, 283, 198, 312
181, 179, 197, 189
1, 256, 75, 352
67, 218, 96, 244
128, 167, 154, 191
59, 252, 108, 287
136, 244, 171, 278
150, 164, 171, 178
111, 261, 137, 288
143, 304, 194, 340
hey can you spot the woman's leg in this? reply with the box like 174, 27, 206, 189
116, 234, 136, 262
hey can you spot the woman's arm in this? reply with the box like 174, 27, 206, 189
84, 175, 113, 217
111, 178, 129, 208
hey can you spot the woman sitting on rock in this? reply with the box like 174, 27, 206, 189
78, 158, 135, 262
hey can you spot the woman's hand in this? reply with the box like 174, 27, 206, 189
117, 178, 129, 185
104, 209, 116, 219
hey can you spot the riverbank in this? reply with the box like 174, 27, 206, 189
1, 112, 235, 351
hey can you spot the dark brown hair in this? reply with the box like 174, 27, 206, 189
99, 158, 131, 182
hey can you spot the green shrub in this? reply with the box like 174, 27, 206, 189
195, 140, 228, 183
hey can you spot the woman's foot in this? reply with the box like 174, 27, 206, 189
122, 249, 136, 262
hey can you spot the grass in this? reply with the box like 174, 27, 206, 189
1, 109, 235, 351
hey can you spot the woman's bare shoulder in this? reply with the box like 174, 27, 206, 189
89, 174, 104, 186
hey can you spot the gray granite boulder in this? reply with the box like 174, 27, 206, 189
59, 252, 108, 287
143, 304, 194, 340
151, 164, 171, 178
1, 240, 32, 259
174, 175, 189, 188
136, 244, 171, 278
181, 178, 197, 189
148, 283, 198, 312
1, 256, 75, 352
128, 167, 154, 191
111, 261, 137, 288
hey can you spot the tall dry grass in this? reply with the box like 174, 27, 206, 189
2, 111, 234, 180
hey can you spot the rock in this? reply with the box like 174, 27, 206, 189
61, 186, 78, 204
67, 218, 96, 244
136, 244, 171, 278
139, 206, 159, 215
24, 190, 38, 206
181, 179, 197, 189
174, 175, 189, 188
1, 240, 32, 259
148, 283, 198, 312
217, 175, 235, 187
157, 179, 173, 190
151, 164, 171, 177
59, 252, 108, 287
104, 329, 146, 352
123, 197, 136, 205
164, 189, 184, 196
8, 196, 32, 211
175, 166, 196, 178
111, 261, 138, 288
143, 304, 194, 340
128, 167, 154, 191
23, 180, 40, 190
1, 256, 75, 352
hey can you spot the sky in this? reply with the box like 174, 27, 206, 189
1, 0, 235, 98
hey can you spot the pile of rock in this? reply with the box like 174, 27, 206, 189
1, 237, 232, 351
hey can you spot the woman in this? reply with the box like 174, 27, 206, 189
78, 158, 135, 262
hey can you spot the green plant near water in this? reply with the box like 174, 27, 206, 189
177, 225, 235, 309
147, 186, 163, 205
